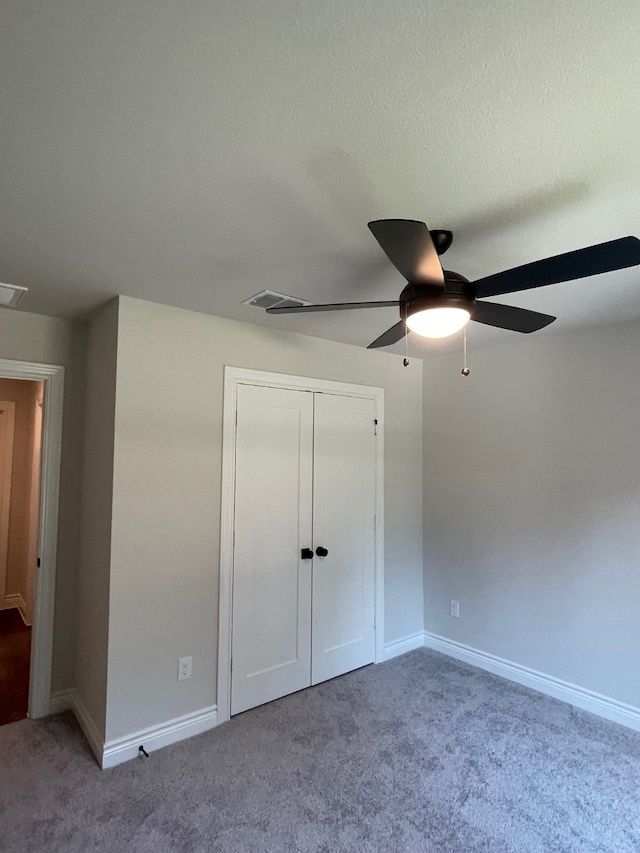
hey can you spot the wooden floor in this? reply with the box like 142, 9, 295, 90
0, 608, 31, 726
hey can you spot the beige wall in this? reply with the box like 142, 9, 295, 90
105, 295, 424, 740
0, 309, 86, 694
423, 318, 640, 709
75, 301, 118, 738
0, 378, 43, 622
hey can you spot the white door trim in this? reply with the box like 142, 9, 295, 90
217, 366, 384, 725
0, 358, 64, 719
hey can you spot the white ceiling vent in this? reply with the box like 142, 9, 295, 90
0, 282, 28, 307
243, 290, 310, 310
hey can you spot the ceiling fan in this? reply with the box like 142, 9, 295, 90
266, 220, 640, 349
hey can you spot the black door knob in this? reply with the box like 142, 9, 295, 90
301, 548, 313, 560
315, 546, 328, 557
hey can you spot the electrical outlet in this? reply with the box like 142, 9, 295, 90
449, 599, 460, 618
178, 656, 192, 681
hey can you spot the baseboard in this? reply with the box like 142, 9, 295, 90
423, 631, 640, 734
72, 691, 106, 765
2, 593, 30, 625
383, 631, 425, 661
50, 688, 104, 765
49, 687, 75, 715
102, 705, 218, 769
49, 633, 639, 770
49, 689, 219, 769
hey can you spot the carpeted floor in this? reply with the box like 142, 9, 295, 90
1, 649, 639, 852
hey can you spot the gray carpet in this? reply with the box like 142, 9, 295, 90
1, 649, 639, 852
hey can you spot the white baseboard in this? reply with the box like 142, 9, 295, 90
50, 687, 218, 769
423, 631, 640, 734
49, 687, 75, 715
383, 631, 425, 661
72, 691, 105, 765
102, 705, 218, 769
49, 687, 106, 766
2, 593, 30, 625
48, 632, 640, 770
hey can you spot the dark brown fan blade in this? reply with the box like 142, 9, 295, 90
475, 236, 640, 298
367, 320, 407, 349
368, 220, 445, 286
472, 301, 555, 333
266, 300, 399, 314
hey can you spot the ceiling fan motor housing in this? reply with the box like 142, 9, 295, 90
399, 272, 475, 319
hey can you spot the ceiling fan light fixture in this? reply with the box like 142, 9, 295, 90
406, 305, 471, 338
265, 220, 639, 348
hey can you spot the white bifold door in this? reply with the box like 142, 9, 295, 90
231, 383, 377, 716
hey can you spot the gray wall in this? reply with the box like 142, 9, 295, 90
75, 302, 118, 737
423, 318, 640, 708
105, 296, 424, 740
0, 308, 85, 695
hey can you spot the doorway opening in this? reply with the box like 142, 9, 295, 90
0, 379, 43, 725
0, 358, 63, 723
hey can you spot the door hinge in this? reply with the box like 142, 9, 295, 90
374, 418, 378, 435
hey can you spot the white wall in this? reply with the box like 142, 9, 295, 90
105, 295, 423, 740
75, 301, 118, 738
423, 318, 640, 709
0, 309, 85, 694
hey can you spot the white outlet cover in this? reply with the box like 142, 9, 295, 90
449, 599, 460, 618
178, 656, 192, 681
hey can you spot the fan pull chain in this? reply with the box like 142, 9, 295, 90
403, 305, 409, 367
461, 327, 470, 377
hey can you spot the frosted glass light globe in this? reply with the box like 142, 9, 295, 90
406, 306, 471, 339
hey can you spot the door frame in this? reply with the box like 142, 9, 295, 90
217, 366, 384, 725
0, 358, 64, 719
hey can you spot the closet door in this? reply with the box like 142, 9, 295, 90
231, 384, 313, 715
311, 393, 376, 685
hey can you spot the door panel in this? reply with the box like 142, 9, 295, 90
0, 401, 16, 602
231, 384, 313, 715
311, 393, 376, 685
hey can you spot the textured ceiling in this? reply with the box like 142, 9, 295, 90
1, 0, 639, 355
